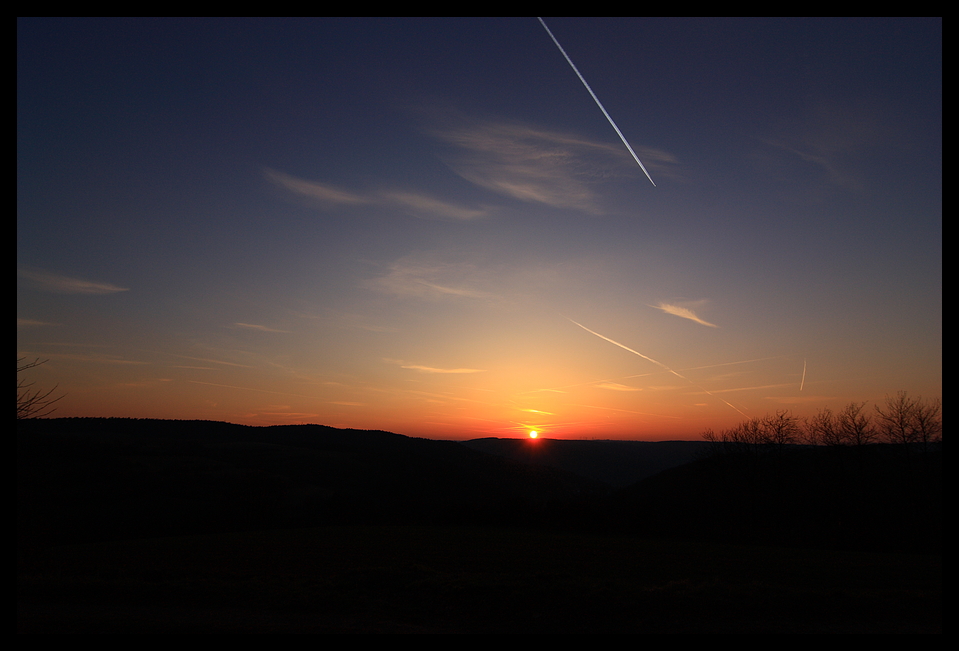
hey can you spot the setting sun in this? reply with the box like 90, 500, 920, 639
15, 19, 941, 443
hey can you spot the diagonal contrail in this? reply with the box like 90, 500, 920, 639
567, 318, 747, 417
800, 357, 806, 392
538, 17, 657, 187
567, 318, 680, 378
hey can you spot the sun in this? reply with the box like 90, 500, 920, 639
528, 430, 538, 439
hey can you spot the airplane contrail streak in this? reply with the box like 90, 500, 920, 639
537, 17, 657, 187
566, 317, 747, 417
800, 357, 806, 391
567, 318, 679, 378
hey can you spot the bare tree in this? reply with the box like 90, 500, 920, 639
875, 391, 920, 445
761, 410, 801, 452
912, 396, 942, 452
874, 391, 943, 450
804, 407, 842, 446
702, 411, 799, 454
17, 358, 63, 419
836, 401, 876, 447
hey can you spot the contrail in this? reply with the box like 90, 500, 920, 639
537, 17, 657, 187
567, 318, 679, 378
567, 317, 747, 417
800, 357, 806, 392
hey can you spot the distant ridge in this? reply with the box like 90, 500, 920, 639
17, 418, 610, 548
19, 418, 940, 554
462, 438, 709, 487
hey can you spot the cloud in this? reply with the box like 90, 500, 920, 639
650, 302, 718, 328
568, 318, 746, 417
264, 168, 370, 206
266, 116, 680, 219
404, 365, 485, 374
297, 309, 399, 333
367, 255, 495, 301
681, 355, 790, 371
188, 380, 318, 399
17, 318, 58, 328
594, 382, 643, 391
36, 352, 148, 365
265, 169, 488, 221
18, 267, 129, 295
762, 139, 863, 191
380, 191, 488, 221
765, 394, 835, 405
232, 323, 291, 333
703, 383, 795, 394
385, 359, 485, 374
759, 99, 889, 192
160, 352, 255, 368
431, 118, 679, 214
431, 121, 621, 214
572, 403, 679, 418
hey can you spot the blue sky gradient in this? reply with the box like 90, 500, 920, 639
18, 18, 941, 439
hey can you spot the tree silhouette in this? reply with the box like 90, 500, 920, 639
836, 401, 877, 447
17, 358, 63, 419
874, 391, 942, 455
804, 402, 876, 447
804, 407, 842, 446
702, 410, 800, 456
912, 397, 943, 452
761, 410, 801, 452
874, 391, 918, 445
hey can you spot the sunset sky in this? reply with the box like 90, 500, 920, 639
17, 18, 941, 440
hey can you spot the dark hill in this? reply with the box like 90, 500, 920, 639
613, 444, 942, 553
17, 418, 609, 551
462, 437, 709, 487
18, 419, 941, 555
18, 419, 942, 633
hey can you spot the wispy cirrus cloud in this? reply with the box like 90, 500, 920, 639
759, 100, 888, 193
18, 267, 129, 295
265, 168, 489, 221
594, 382, 643, 391
17, 318, 58, 328
294, 309, 399, 333
431, 118, 678, 214
702, 383, 795, 394
35, 352, 149, 365
380, 190, 489, 221
264, 168, 371, 206
384, 358, 485, 374
765, 394, 835, 405
266, 115, 680, 219
367, 254, 495, 301
232, 322, 291, 333
650, 301, 718, 328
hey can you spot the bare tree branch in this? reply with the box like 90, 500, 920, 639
17, 357, 63, 419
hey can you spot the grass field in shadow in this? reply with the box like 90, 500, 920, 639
18, 525, 941, 633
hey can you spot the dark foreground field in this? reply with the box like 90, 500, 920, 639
17, 525, 941, 633
18, 418, 941, 632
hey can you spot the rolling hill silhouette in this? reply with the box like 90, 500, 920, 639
462, 437, 708, 487
18, 418, 610, 548
18, 418, 940, 552
17, 417, 941, 632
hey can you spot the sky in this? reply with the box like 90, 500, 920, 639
17, 18, 941, 440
